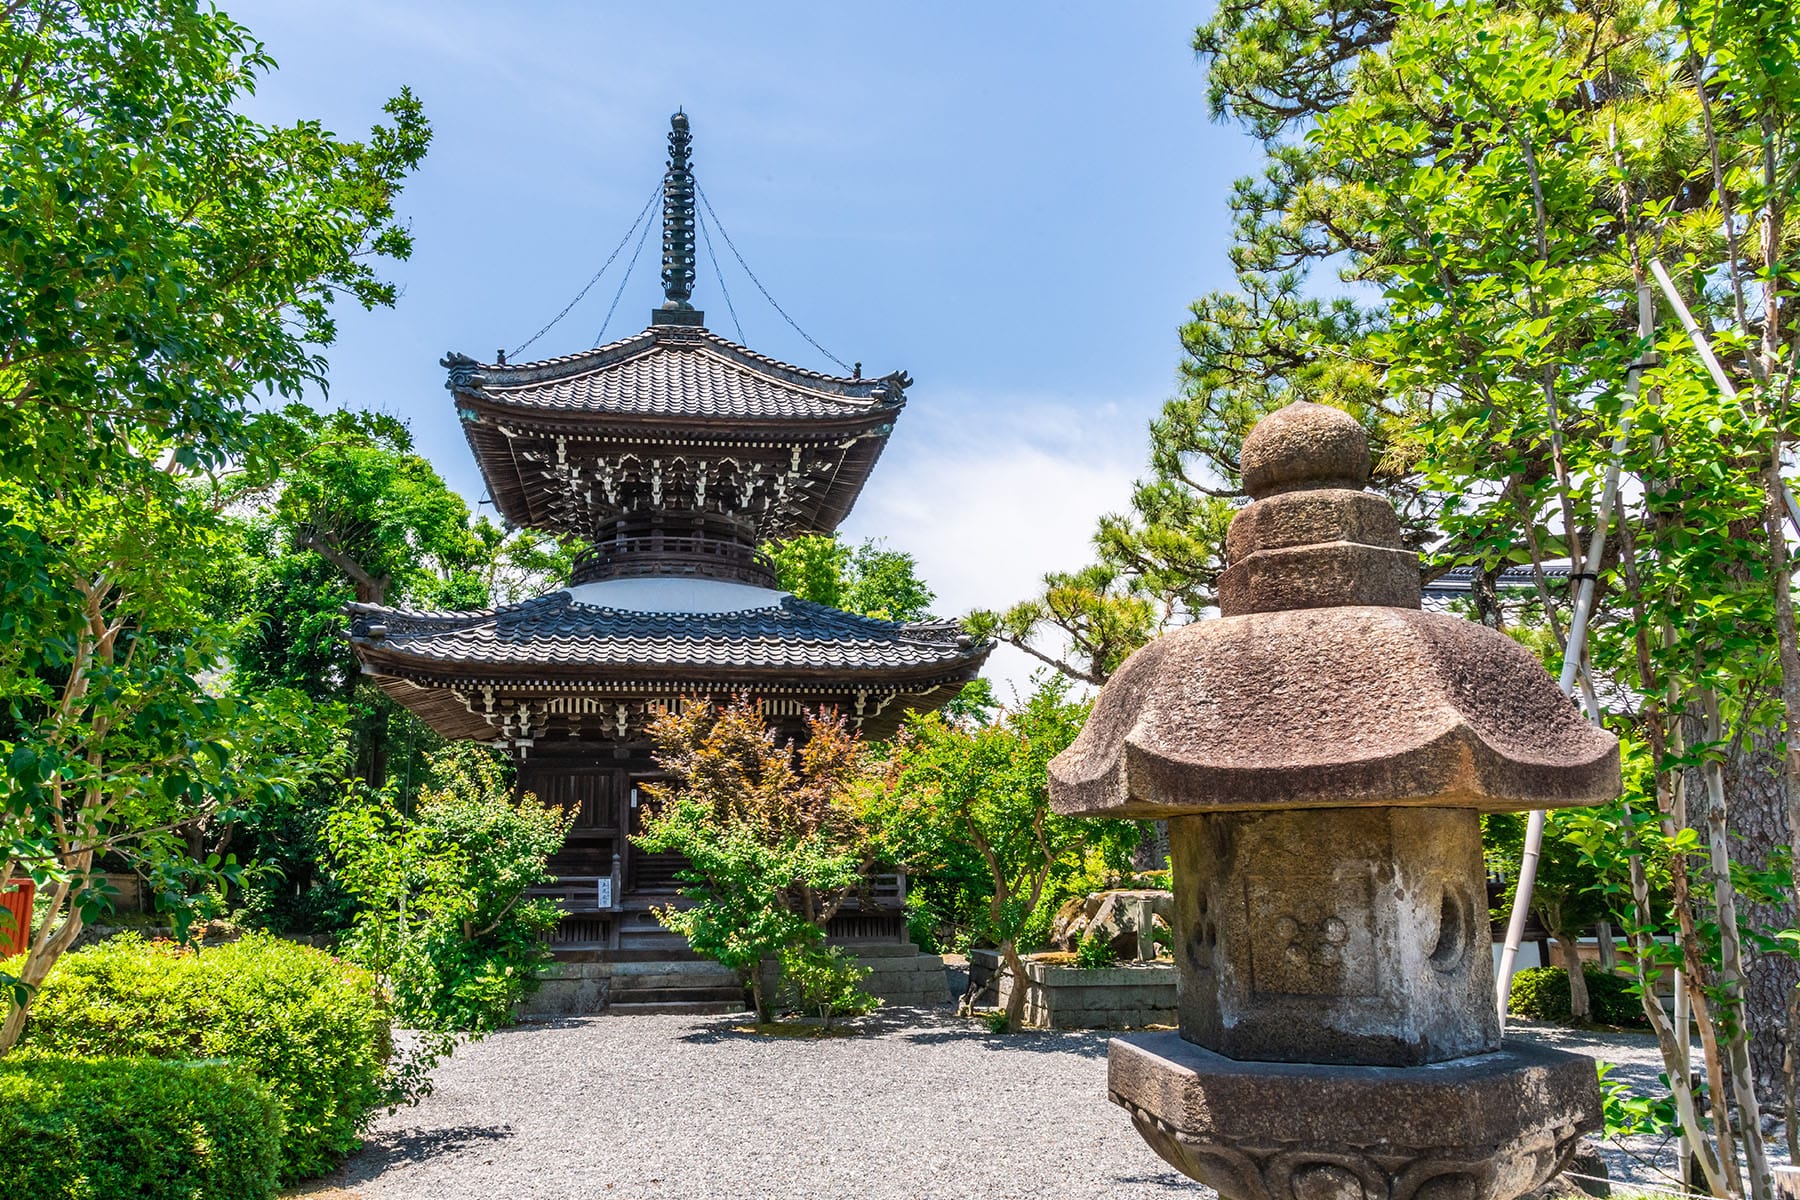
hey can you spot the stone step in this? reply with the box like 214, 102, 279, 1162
865, 978, 949, 994
861, 957, 947, 975
606, 961, 739, 983
612, 985, 748, 1006
605, 1000, 748, 1017
873, 983, 953, 999
550, 944, 708, 963
609, 973, 740, 992
619, 933, 691, 951
867, 979, 950, 998
833, 941, 922, 958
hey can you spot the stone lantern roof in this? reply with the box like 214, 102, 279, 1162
1049, 401, 1619, 817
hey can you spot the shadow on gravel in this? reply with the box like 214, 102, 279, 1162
673, 1006, 945, 1044
671, 1008, 1107, 1056
340, 1124, 515, 1180
898, 1027, 1113, 1057
1506, 1021, 1667, 1093
1111, 1173, 1194, 1192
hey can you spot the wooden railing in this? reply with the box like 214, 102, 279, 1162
831, 873, 906, 911
531, 865, 904, 915
529, 854, 622, 913
869, 873, 905, 908
571, 532, 776, 588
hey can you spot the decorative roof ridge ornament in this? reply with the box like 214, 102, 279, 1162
653, 110, 705, 328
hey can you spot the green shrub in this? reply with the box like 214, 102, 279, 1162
0, 1052, 282, 1199
1509, 964, 1649, 1028
326, 746, 570, 1033
778, 944, 879, 1028
1075, 931, 1119, 970
23, 933, 390, 1183
1507, 966, 1568, 1019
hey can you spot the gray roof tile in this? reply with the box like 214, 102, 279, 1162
447, 327, 907, 423
349, 593, 985, 676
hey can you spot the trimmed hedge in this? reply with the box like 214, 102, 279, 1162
0, 1052, 282, 1199
24, 933, 391, 1182
1509, 963, 1649, 1028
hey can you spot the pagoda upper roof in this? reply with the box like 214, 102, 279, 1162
447, 324, 907, 425
447, 323, 909, 539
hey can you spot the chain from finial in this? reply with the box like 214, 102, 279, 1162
660, 112, 697, 309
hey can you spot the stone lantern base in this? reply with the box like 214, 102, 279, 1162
1110, 1033, 1602, 1200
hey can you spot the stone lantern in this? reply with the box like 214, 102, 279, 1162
1049, 402, 1616, 1200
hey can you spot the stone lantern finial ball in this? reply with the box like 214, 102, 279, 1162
1239, 401, 1372, 499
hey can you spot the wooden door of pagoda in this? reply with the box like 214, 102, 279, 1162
518, 763, 625, 907
626, 774, 687, 894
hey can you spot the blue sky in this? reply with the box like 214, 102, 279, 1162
229, 1, 1261, 695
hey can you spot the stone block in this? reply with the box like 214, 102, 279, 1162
1110, 1033, 1602, 1200
1174, 809, 1495, 1066
1219, 541, 1422, 615
520, 974, 610, 1017
1022, 960, 1180, 1029
854, 949, 950, 1006
1225, 490, 1402, 561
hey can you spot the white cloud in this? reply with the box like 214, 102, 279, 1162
841, 389, 1150, 699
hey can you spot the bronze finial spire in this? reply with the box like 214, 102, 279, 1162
655, 110, 700, 324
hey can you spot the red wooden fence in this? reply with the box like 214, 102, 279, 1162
0, 882, 33, 956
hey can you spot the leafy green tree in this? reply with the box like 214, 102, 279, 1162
767, 533, 934, 622
325, 744, 571, 1034
882, 677, 1134, 1031
1188, 0, 1800, 1188
635, 698, 884, 1023
965, 563, 1164, 686
0, 0, 429, 1051
220, 407, 573, 932
254, 407, 484, 608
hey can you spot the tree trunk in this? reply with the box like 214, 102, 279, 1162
1698, 699, 1773, 1200
1555, 930, 1591, 1022
1002, 940, 1029, 1032
1725, 728, 1800, 1105
748, 966, 773, 1024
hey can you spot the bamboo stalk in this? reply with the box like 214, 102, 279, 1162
1700, 694, 1773, 1200
1626, 812, 1728, 1195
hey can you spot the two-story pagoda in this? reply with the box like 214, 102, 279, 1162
348, 113, 990, 959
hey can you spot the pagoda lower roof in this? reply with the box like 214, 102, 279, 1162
347, 583, 988, 689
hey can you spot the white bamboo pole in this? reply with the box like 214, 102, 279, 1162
1676, 969, 1692, 1187
1650, 258, 1800, 533
1496, 281, 1650, 1028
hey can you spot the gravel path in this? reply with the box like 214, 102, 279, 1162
1511, 1020, 1793, 1192
337, 1009, 1188, 1200
322, 1011, 1744, 1200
